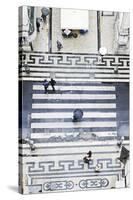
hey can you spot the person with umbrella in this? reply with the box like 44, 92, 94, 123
41, 7, 50, 23
73, 109, 83, 122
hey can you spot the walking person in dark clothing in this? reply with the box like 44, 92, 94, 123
24, 63, 30, 74
57, 40, 63, 51
49, 78, 56, 92
87, 151, 92, 158
29, 42, 34, 51
43, 79, 49, 93
83, 151, 92, 164
36, 18, 41, 32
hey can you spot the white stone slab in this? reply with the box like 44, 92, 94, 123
31, 131, 117, 139
31, 112, 116, 119
32, 103, 116, 109
31, 121, 117, 129
32, 94, 116, 100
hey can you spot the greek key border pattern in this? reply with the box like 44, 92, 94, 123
19, 52, 129, 67
26, 158, 121, 174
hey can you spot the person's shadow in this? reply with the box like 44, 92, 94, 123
7, 185, 18, 193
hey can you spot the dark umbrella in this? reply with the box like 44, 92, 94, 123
118, 146, 129, 188
119, 146, 129, 164
41, 7, 50, 16
73, 109, 83, 122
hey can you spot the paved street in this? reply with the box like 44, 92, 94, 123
19, 140, 129, 194
19, 52, 129, 141
19, 6, 130, 194
20, 54, 129, 193
19, 52, 129, 193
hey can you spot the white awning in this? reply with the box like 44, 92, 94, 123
119, 12, 130, 30
61, 8, 89, 30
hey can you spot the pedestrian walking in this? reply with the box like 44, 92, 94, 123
43, 79, 49, 93
57, 40, 63, 51
49, 78, 56, 92
87, 151, 92, 158
83, 150, 92, 164
24, 63, 30, 74
36, 18, 41, 32
41, 7, 49, 23
114, 66, 118, 74
117, 136, 124, 148
29, 42, 34, 51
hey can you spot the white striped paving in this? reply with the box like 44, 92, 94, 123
33, 85, 116, 91
32, 103, 116, 109
21, 151, 120, 163
56, 73, 129, 78
31, 112, 116, 119
21, 67, 117, 73
20, 72, 129, 79
31, 131, 117, 139
56, 73, 91, 78
25, 64, 129, 69
21, 149, 121, 165
19, 77, 129, 82
33, 94, 116, 100
95, 74, 129, 78
119, 70, 129, 73
19, 140, 129, 151
21, 66, 129, 73
29, 56, 118, 139
21, 72, 90, 78
31, 121, 117, 129
20, 140, 129, 148
20, 72, 49, 77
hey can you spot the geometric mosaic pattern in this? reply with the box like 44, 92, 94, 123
19, 141, 129, 194
19, 51, 129, 82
